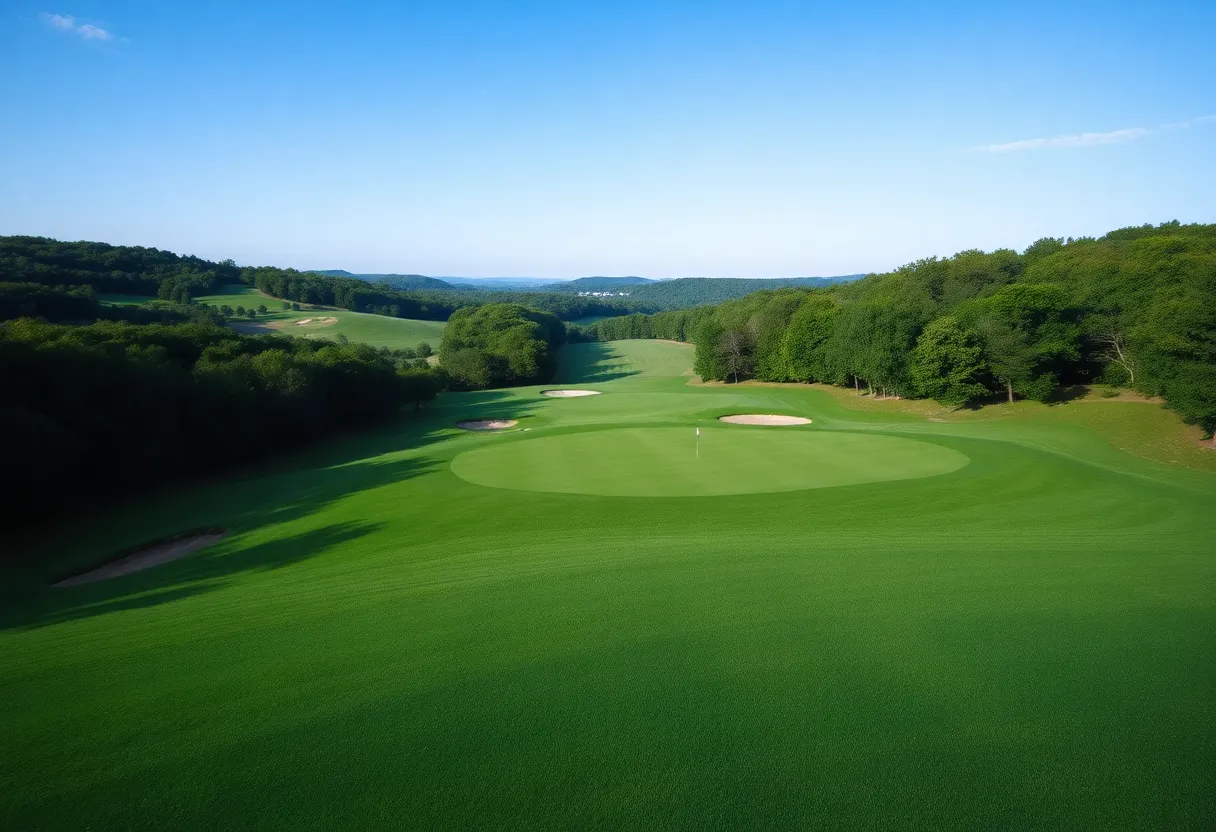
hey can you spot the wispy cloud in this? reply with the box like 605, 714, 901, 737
975, 116, 1213, 153
40, 12, 115, 41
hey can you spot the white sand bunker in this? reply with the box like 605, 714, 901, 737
457, 419, 518, 431
541, 389, 601, 398
718, 414, 812, 426
296, 316, 337, 326
54, 530, 226, 588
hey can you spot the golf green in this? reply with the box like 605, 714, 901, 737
451, 427, 969, 495
3, 340, 1214, 830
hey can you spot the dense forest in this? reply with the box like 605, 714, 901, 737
580, 222, 1216, 434
1, 318, 445, 527
0, 235, 241, 302
440, 303, 566, 389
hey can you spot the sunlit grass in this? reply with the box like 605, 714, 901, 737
3, 341, 1213, 829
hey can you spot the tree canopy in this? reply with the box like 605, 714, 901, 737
580, 222, 1216, 433
440, 303, 566, 389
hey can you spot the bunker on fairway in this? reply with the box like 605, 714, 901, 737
456, 419, 518, 431
541, 389, 601, 397
451, 427, 968, 496
719, 414, 811, 425
53, 529, 227, 587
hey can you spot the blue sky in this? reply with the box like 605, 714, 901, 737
2, 1, 1213, 277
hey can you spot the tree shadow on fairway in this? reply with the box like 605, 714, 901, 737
553, 342, 641, 384
0, 390, 544, 629
1, 520, 384, 631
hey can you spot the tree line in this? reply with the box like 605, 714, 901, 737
0, 236, 648, 323
579, 222, 1216, 434
1, 235, 240, 302
0, 281, 234, 327
248, 265, 642, 322
1, 318, 446, 528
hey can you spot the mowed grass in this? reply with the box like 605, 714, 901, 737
451, 427, 969, 496
194, 285, 446, 350
3, 341, 1215, 829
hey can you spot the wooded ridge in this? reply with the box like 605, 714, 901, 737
575, 222, 1216, 434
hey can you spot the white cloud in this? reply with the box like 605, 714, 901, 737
76, 24, 112, 40
40, 12, 114, 41
976, 116, 1213, 153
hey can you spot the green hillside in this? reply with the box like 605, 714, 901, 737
191, 285, 444, 350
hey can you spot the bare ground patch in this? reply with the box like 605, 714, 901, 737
54, 529, 227, 588
457, 419, 518, 431
718, 414, 812, 426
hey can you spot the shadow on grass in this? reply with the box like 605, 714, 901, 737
553, 342, 641, 384
1047, 384, 1090, 404
1, 390, 546, 631
0, 519, 388, 632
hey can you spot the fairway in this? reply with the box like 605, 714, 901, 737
3, 340, 1214, 830
191, 286, 446, 350
452, 427, 969, 496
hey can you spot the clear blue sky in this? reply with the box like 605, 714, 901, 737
2, 1, 1213, 277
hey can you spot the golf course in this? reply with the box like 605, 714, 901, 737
109, 285, 448, 351
3, 338, 1213, 829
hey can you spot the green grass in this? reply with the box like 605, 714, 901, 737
3, 340, 1215, 829
142, 285, 445, 350
452, 427, 969, 496
98, 293, 158, 306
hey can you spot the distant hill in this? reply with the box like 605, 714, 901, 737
557, 276, 655, 291
310, 269, 865, 310
438, 276, 570, 290
546, 275, 864, 308
309, 271, 453, 291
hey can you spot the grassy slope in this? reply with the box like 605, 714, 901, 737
186, 285, 445, 350
3, 341, 1214, 830
806, 383, 1216, 473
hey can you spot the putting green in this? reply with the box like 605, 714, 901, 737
451, 426, 969, 496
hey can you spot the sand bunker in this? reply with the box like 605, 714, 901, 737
296, 316, 337, 326
54, 530, 226, 588
457, 419, 518, 431
718, 414, 812, 426
541, 390, 601, 398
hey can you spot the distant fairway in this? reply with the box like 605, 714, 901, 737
3, 340, 1215, 829
158, 285, 445, 350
